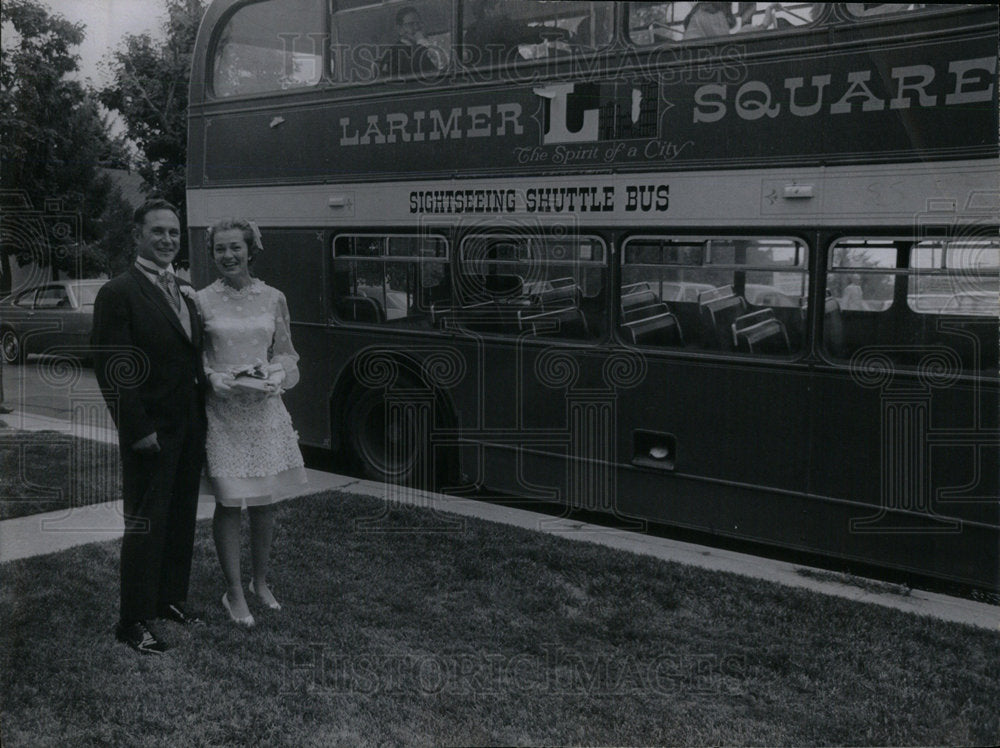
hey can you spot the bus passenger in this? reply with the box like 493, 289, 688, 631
735, 3, 780, 33
841, 274, 864, 310
683, 2, 736, 40
381, 6, 441, 77
684, 3, 781, 40
465, 0, 566, 61
845, 3, 912, 17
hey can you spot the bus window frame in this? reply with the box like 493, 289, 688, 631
452, 231, 608, 342
621, 234, 809, 272
625, 2, 827, 48
331, 0, 455, 86
209, 0, 331, 100
838, 3, 976, 22
457, 231, 607, 289
827, 235, 1000, 318
331, 231, 451, 328
458, 1, 619, 70
619, 233, 810, 358
200, 1, 994, 101
458, 232, 607, 261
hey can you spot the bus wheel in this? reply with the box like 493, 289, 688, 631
346, 385, 431, 486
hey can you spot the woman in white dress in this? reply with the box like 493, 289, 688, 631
196, 219, 307, 627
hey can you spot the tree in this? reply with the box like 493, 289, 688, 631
0, 0, 126, 288
95, 184, 140, 278
99, 0, 205, 222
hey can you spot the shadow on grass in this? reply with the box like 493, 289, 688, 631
2, 492, 999, 746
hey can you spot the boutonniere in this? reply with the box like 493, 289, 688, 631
178, 284, 197, 301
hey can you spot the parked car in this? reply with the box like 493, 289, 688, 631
658, 281, 716, 303
0, 279, 107, 364
743, 283, 801, 308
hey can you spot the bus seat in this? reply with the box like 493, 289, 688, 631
622, 311, 684, 347
732, 308, 790, 354
698, 285, 734, 304
624, 301, 670, 323
548, 276, 577, 290
622, 281, 653, 296
518, 305, 589, 338
698, 287, 745, 350
531, 283, 581, 308
621, 289, 660, 319
336, 295, 385, 323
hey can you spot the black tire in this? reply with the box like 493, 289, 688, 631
1, 328, 24, 365
345, 384, 432, 486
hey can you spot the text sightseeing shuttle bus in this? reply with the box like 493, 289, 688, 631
187, 2, 1000, 592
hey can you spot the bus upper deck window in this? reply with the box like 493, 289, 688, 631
627, 2, 818, 46
213, 0, 325, 97
334, 0, 453, 83
462, 1, 615, 66
842, 3, 959, 19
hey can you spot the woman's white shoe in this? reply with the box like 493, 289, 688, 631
222, 592, 255, 627
249, 579, 282, 611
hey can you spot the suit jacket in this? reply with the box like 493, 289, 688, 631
91, 267, 207, 448
380, 40, 438, 77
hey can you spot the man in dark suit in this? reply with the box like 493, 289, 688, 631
92, 199, 208, 654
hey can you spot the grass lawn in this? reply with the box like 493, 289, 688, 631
1, 492, 998, 746
0, 430, 120, 520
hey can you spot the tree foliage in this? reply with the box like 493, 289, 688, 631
95, 185, 141, 278
0, 0, 127, 286
99, 0, 205, 216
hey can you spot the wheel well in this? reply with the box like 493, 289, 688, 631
328, 351, 459, 477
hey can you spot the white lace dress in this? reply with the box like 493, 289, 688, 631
196, 279, 307, 507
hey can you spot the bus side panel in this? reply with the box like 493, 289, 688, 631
477, 345, 812, 521
617, 464, 1000, 591
501, 432, 999, 590
249, 230, 332, 447
809, 369, 999, 589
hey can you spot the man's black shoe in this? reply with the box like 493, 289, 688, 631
116, 620, 169, 655
0, 405, 13, 414
158, 602, 205, 626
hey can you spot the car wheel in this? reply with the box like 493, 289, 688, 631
1, 328, 24, 365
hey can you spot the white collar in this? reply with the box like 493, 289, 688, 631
135, 257, 175, 277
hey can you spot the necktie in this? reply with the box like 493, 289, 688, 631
157, 271, 181, 311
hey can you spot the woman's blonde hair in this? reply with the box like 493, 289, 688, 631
206, 218, 264, 261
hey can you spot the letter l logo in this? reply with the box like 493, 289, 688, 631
536, 83, 599, 144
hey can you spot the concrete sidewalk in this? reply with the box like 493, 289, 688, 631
0, 409, 355, 561
2, 407, 998, 632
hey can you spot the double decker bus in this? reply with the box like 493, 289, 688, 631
187, 2, 1000, 593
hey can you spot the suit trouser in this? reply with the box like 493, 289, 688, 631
119, 398, 206, 622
